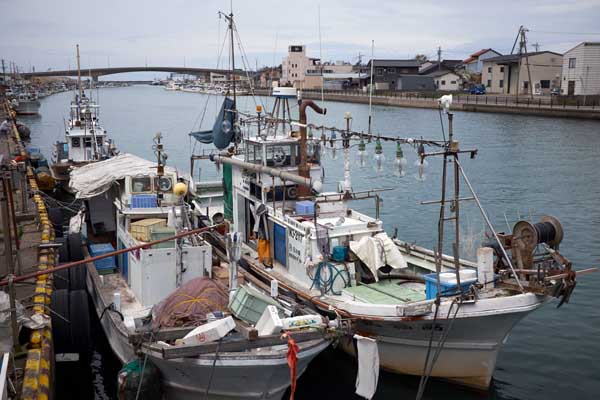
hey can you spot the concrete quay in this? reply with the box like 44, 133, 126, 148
254, 89, 600, 120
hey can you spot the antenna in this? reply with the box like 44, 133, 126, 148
76, 44, 82, 99
368, 40, 374, 136
437, 46, 442, 71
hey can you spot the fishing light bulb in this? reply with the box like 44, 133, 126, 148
414, 158, 429, 181
394, 143, 407, 177
373, 138, 385, 173
222, 119, 232, 133
330, 131, 338, 160
307, 141, 315, 157
355, 138, 369, 168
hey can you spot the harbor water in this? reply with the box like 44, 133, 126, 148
21, 85, 600, 399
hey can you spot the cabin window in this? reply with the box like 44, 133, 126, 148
266, 144, 298, 167
246, 143, 263, 164
96, 137, 103, 146
71, 137, 80, 147
131, 177, 152, 193
84, 137, 92, 148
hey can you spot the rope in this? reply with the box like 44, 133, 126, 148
203, 338, 223, 399
415, 297, 463, 400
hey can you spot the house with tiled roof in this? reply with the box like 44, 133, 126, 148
462, 49, 502, 74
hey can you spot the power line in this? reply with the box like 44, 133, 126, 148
530, 30, 600, 35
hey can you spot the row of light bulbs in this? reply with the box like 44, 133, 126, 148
307, 134, 429, 181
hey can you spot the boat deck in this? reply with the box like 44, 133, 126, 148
342, 281, 426, 304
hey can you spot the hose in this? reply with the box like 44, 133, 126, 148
309, 262, 350, 295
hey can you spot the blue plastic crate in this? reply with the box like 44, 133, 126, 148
296, 200, 315, 215
332, 245, 348, 262
89, 243, 116, 271
131, 194, 158, 208
423, 273, 476, 300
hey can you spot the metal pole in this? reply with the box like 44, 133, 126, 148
455, 160, 524, 290
8, 276, 20, 351
1, 177, 14, 277
448, 114, 461, 288
0, 224, 221, 286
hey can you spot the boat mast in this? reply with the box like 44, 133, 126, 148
76, 44, 82, 100
229, 11, 236, 108
368, 40, 374, 136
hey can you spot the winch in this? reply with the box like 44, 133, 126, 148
512, 215, 563, 269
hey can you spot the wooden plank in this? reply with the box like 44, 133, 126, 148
235, 320, 258, 341
147, 329, 330, 359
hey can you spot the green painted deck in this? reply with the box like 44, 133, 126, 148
342, 280, 427, 304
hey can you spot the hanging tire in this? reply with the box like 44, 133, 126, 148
51, 289, 70, 354
48, 207, 63, 237
69, 290, 91, 355
69, 265, 87, 291
56, 236, 69, 263
68, 232, 84, 261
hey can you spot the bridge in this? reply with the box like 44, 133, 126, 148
22, 66, 248, 81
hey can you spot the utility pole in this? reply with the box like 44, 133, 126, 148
437, 46, 442, 71
513, 26, 534, 101
532, 42, 540, 52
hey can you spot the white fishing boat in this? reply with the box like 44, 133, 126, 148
9, 92, 41, 115
203, 88, 592, 393
62, 131, 331, 399
50, 45, 118, 187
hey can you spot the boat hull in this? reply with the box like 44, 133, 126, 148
14, 100, 41, 115
337, 296, 543, 389
86, 264, 327, 400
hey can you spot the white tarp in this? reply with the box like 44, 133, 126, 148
349, 232, 408, 282
69, 153, 182, 199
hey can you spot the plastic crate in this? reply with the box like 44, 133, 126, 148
131, 194, 158, 208
332, 245, 348, 262
150, 226, 176, 249
89, 243, 116, 271
424, 272, 477, 300
295, 200, 315, 215
229, 285, 283, 325
130, 218, 166, 242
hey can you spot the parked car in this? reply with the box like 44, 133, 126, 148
467, 85, 486, 95
551, 87, 561, 96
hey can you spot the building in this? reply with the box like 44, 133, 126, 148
481, 51, 563, 95
396, 75, 435, 91
462, 49, 502, 74
366, 59, 421, 90
419, 60, 463, 75
281, 45, 320, 87
561, 42, 600, 95
427, 70, 462, 91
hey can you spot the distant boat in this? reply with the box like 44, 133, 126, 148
10, 92, 40, 115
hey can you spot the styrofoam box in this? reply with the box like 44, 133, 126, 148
256, 305, 283, 337
179, 316, 235, 345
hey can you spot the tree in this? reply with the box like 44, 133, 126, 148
414, 54, 429, 63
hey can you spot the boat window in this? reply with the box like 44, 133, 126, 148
71, 137, 80, 147
154, 176, 173, 192
131, 177, 152, 193
96, 137, 103, 146
84, 137, 92, 148
246, 143, 263, 164
266, 144, 297, 167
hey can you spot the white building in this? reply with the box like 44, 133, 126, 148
281, 45, 319, 87
429, 70, 462, 91
561, 42, 600, 95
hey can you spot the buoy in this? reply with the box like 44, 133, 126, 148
173, 181, 187, 197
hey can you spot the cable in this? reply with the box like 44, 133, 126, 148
203, 338, 223, 399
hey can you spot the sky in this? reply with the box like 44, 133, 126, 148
2, 0, 600, 78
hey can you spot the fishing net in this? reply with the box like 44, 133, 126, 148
152, 277, 229, 329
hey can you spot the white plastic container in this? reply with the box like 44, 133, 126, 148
477, 247, 495, 288
255, 305, 283, 337
178, 316, 236, 345
281, 314, 325, 331
438, 269, 477, 286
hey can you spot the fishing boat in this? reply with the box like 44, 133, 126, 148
50, 45, 118, 187
9, 92, 40, 115
61, 133, 331, 399
200, 88, 594, 393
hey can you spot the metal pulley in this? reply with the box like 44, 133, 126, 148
512, 215, 564, 252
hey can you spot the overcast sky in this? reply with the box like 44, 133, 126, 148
2, 0, 600, 74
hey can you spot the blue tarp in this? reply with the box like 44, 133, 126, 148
189, 97, 236, 150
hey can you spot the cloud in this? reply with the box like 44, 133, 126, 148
1, 0, 599, 72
